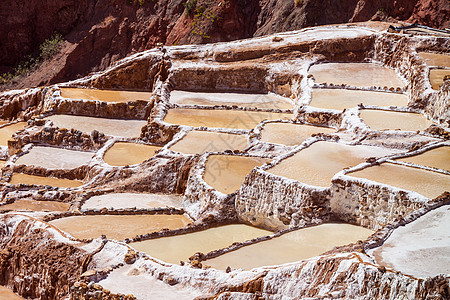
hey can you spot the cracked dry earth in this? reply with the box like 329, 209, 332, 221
0, 22, 449, 299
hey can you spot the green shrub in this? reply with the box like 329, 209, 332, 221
40, 34, 64, 60
184, 0, 197, 15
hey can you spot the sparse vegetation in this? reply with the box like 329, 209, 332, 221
184, 0, 197, 15
294, 0, 303, 7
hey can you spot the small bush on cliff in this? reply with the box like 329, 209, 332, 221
184, 0, 197, 15
40, 34, 64, 60
294, 0, 303, 7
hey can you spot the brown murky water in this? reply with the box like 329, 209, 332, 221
429, 69, 450, 90
203, 155, 270, 194
49, 215, 192, 240
103, 142, 161, 166
267, 141, 393, 187
348, 162, 450, 199
169, 90, 293, 109
45, 115, 146, 137
0, 199, 69, 212
9, 173, 83, 188
82, 193, 183, 210
0, 286, 23, 300
310, 89, 408, 110
205, 223, 373, 270
130, 224, 272, 264
169, 131, 248, 154
309, 63, 405, 88
0, 122, 27, 146
260, 123, 335, 146
15, 146, 94, 169
60, 88, 152, 102
164, 108, 292, 130
359, 110, 433, 132
397, 147, 450, 171
417, 52, 450, 68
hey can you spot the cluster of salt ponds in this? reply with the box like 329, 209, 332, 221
60, 87, 152, 102
0, 199, 69, 212
82, 193, 183, 210
103, 142, 161, 166
260, 123, 335, 146
15, 146, 93, 169
418, 52, 450, 90
360, 110, 433, 132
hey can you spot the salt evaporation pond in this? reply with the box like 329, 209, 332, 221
260, 123, 335, 146
169, 130, 248, 154
203, 155, 270, 194
164, 108, 291, 130
15, 146, 93, 169
103, 142, 161, 166
169, 90, 293, 109
0, 160, 5, 168
0, 199, 69, 212
417, 52, 450, 68
0, 286, 23, 300
397, 146, 450, 171
49, 215, 192, 240
267, 142, 393, 187
370, 205, 450, 278
348, 163, 449, 199
309, 63, 405, 88
310, 89, 408, 110
360, 110, 432, 131
205, 223, 374, 270
82, 193, 183, 210
9, 173, 83, 188
60, 87, 152, 102
45, 115, 146, 138
130, 224, 272, 264
429, 69, 450, 90
0, 122, 27, 146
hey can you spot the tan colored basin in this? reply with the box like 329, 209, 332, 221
397, 146, 450, 171
260, 123, 335, 146
205, 223, 373, 270
130, 224, 272, 264
348, 162, 449, 199
360, 110, 432, 132
164, 108, 291, 130
60, 88, 152, 102
103, 142, 161, 166
169, 131, 248, 154
49, 215, 192, 240
9, 173, 83, 188
204, 155, 270, 194
418, 52, 450, 68
82, 193, 183, 210
45, 115, 146, 138
0, 200, 69, 212
0, 122, 27, 146
309, 63, 405, 88
429, 69, 450, 90
169, 90, 293, 109
0, 160, 5, 169
15, 146, 94, 169
0, 286, 24, 300
310, 89, 408, 110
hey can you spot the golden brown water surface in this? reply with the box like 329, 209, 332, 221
310, 89, 408, 110
0, 286, 23, 300
169, 131, 248, 154
49, 215, 192, 240
260, 123, 335, 146
9, 173, 83, 188
164, 109, 291, 130
360, 110, 433, 132
429, 69, 450, 90
203, 155, 270, 194
103, 142, 161, 166
0, 122, 27, 146
60, 88, 152, 102
397, 147, 450, 171
417, 52, 450, 67
130, 224, 272, 264
0, 199, 69, 212
205, 223, 373, 270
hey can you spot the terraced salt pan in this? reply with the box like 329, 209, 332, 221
49, 215, 192, 240
417, 52, 450, 67
103, 142, 161, 166
9, 173, 83, 188
360, 110, 433, 132
205, 223, 373, 270
0, 286, 23, 300
0, 199, 69, 212
0, 122, 27, 146
371, 205, 450, 277
429, 69, 450, 90
348, 162, 449, 199
267, 142, 393, 187
0, 160, 5, 168
82, 193, 183, 210
204, 155, 270, 194
169, 90, 293, 109
309, 63, 405, 88
310, 89, 408, 110
260, 123, 335, 146
15, 146, 93, 169
164, 108, 291, 130
397, 146, 450, 171
130, 224, 271, 264
60, 87, 152, 102
169, 131, 248, 154
45, 115, 146, 138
